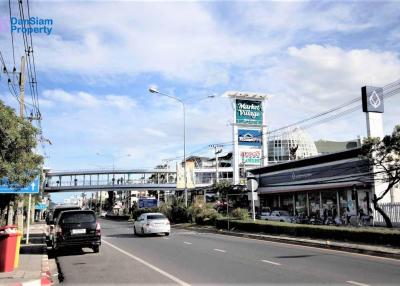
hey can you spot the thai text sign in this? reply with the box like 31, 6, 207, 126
240, 149, 261, 166
236, 99, 262, 125
0, 176, 40, 194
238, 129, 262, 148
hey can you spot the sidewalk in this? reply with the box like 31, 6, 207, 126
0, 223, 57, 286
175, 224, 400, 260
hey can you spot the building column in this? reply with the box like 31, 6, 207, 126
336, 191, 340, 218
306, 193, 310, 217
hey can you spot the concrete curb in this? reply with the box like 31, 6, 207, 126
175, 225, 400, 260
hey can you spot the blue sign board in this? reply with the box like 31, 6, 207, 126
0, 176, 40, 194
238, 129, 262, 147
138, 198, 158, 209
35, 203, 47, 210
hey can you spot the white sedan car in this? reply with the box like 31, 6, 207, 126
133, 213, 170, 236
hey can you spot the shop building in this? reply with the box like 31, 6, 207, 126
249, 147, 374, 221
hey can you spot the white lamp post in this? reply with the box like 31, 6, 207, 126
149, 87, 188, 207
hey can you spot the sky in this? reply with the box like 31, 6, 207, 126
1, 0, 400, 203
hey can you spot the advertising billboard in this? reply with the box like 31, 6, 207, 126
176, 161, 195, 189
362, 86, 384, 113
238, 129, 262, 148
138, 198, 158, 209
239, 149, 261, 166
236, 99, 262, 125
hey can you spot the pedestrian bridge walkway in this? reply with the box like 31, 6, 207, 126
44, 169, 178, 192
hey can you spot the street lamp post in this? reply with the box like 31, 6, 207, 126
149, 87, 188, 207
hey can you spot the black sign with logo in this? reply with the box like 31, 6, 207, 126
362, 86, 384, 113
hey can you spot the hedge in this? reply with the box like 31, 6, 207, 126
215, 218, 400, 247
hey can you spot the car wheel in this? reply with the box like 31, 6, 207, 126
93, 245, 100, 253
165, 232, 170, 236
280, 220, 284, 222
141, 227, 145, 235
133, 226, 137, 235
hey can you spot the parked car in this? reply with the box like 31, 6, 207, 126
259, 207, 271, 220
46, 205, 81, 245
133, 213, 170, 236
52, 210, 101, 253
262, 210, 293, 223
99, 211, 107, 218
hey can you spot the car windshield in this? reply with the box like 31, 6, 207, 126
60, 212, 96, 224
53, 207, 80, 221
147, 214, 166, 220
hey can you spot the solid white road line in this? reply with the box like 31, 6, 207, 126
346, 281, 370, 286
213, 248, 226, 253
261, 259, 281, 266
102, 239, 190, 286
184, 241, 192, 245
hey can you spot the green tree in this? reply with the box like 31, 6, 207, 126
0, 100, 43, 222
361, 125, 400, 228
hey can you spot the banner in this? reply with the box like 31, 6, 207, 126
176, 161, 195, 189
239, 149, 261, 166
238, 129, 262, 148
236, 99, 262, 125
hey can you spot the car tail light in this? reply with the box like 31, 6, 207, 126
166, 221, 170, 225
96, 222, 101, 235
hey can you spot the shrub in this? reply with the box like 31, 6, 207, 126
232, 208, 250, 220
215, 218, 400, 246
195, 208, 221, 225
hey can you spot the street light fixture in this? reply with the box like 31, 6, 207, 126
148, 87, 188, 207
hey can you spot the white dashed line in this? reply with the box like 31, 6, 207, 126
102, 239, 190, 286
261, 259, 281, 266
213, 248, 226, 253
346, 281, 370, 286
184, 241, 192, 245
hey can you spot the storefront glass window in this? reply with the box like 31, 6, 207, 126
308, 192, 320, 218
295, 193, 307, 216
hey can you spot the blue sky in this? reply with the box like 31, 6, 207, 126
1, 1, 400, 203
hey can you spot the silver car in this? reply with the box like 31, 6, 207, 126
262, 210, 293, 223
133, 213, 170, 236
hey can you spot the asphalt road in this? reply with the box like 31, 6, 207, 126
55, 219, 400, 285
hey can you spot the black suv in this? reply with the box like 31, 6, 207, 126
52, 210, 101, 253
46, 205, 81, 245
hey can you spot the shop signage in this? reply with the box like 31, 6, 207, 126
238, 129, 262, 147
362, 86, 384, 113
240, 149, 261, 166
236, 99, 262, 125
0, 176, 40, 194
259, 160, 370, 188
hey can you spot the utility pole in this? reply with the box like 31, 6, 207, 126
209, 145, 223, 184
16, 56, 26, 235
209, 144, 223, 203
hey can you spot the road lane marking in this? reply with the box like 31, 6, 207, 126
204, 232, 400, 263
261, 259, 281, 266
213, 248, 226, 253
346, 281, 370, 286
163, 237, 169, 240
102, 239, 190, 286
184, 241, 192, 245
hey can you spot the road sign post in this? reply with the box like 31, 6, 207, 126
247, 177, 258, 221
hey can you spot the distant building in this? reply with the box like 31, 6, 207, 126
268, 127, 319, 163
315, 139, 361, 155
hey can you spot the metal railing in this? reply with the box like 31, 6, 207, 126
373, 203, 400, 223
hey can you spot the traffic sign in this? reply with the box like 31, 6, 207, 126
0, 176, 40, 194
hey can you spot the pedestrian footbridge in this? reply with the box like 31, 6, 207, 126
43, 169, 178, 193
